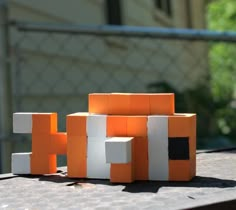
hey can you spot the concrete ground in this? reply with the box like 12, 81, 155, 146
0, 149, 236, 210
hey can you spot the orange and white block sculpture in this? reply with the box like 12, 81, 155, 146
12, 93, 196, 183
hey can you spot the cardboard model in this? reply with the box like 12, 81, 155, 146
12, 93, 196, 183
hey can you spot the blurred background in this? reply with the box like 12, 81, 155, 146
0, 0, 235, 173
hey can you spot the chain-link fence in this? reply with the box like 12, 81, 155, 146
10, 23, 213, 128
1, 21, 236, 172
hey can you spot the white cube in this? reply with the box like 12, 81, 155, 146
12, 152, 31, 174
105, 137, 133, 164
87, 137, 110, 179
86, 114, 107, 137
13, 113, 35, 133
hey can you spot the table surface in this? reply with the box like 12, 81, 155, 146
0, 149, 236, 210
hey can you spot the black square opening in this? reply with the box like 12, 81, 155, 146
168, 137, 189, 160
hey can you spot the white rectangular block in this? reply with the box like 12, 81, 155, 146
12, 152, 31, 174
105, 137, 133, 163
147, 115, 169, 181
13, 113, 35, 133
87, 137, 110, 179
86, 115, 107, 137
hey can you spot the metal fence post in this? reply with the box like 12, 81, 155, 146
0, 0, 12, 173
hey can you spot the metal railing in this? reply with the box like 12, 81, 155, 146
12, 21, 236, 42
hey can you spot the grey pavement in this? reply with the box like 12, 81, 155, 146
0, 150, 236, 210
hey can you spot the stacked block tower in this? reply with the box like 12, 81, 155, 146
12, 93, 196, 183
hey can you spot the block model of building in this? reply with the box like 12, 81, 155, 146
12, 93, 196, 183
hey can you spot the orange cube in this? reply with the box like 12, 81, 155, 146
127, 116, 147, 137
32, 113, 57, 134
169, 160, 192, 181
32, 133, 51, 155
89, 93, 109, 114
107, 116, 127, 137
108, 93, 130, 115
50, 132, 67, 155
110, 163, 134, 183
129, 94, 150, 115
149, 94, 175, 115
31, 153, 57, 174
66, 113, 89, 136
168, 114, 196, 137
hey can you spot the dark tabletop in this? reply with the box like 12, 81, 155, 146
0, 149, 236, 210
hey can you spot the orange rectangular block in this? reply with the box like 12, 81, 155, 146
89, 93, 109, 114
149, 93, 175, 115
168, 114, 196, 137
127, 116, 147, 137
134, 137, 148, 180
31, 153, 57, 174
129, 94, 150, 115
110, 163, 134, 183
50, 132, 67, 155
32, 113, 57, 134
32, 133, 51, 155
67, 136, 87, 178
107, 116, 127, 137
169, 160, 193, 181
108, 93, 130, 115
66, 113, 89, 136
168, 114, 196, 159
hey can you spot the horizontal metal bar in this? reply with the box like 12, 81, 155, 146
10, 21, 236, 42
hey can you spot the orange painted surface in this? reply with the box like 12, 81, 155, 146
189, 135, 196, 160
31, 153, 57, 174
168, 114, 196, 137
169, 160, 193, 181
89, 93, 109, 114
168, 114, 196, 160
108, 93, 130, 115
129, 94, 150, 115
67, 136, 87, 178
134, 137, 148, 180
50, 132, 67, 155
149, 94, 175, 115
107, 116, 127, 137
190, 155, 196, 178
32, 113, 57, 134
189, 115, 197, 160
31, 113, 59, 174
67, 113, 88, 136
110, 163, 134, 183
32, 134, 51, 155
127, 116, 147, 137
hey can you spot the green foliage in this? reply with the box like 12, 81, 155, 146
207, 0, 236, 139
208, 0, 236, 31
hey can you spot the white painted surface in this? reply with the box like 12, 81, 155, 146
13, 112, 35, 133
147, 115, 169, 181
87, 137, 110, 179
86, 115, 107, 137
105, 137, 133, 164
67, 112, 89, 116
11, 152, 31, 174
